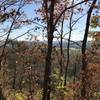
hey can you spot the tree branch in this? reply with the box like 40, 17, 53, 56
54, 0, 88, 26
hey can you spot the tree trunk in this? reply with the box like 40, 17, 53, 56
64, 0, 74, 86
0, 57, 6, 100
59, 15, 64, 75
42, 0, 55, 100
0, 86, 4, 100
12, 64, 16, 89
81, 0, 97, 99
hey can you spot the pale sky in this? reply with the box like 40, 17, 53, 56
0, 0, 100, 42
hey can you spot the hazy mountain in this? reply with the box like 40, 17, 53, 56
0, 40, 92, 49
53, 41, 92, 49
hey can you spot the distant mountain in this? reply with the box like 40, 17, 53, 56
0, 40, 92, 49
53, 41, 92, 49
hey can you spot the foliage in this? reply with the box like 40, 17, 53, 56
93, 92, 100, 100
90, 16, 100, 28
0, 0, 100, 100
6, 90, 28, 100
50, 68, 77, 100
51, 68, 64, 89
34, 89, 43, 100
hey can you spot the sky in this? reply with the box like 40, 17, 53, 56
19, 0, 99, 41
0, 0, 100, 42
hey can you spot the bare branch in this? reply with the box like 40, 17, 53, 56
0, 0, 23, 67
54, 0, 88, 26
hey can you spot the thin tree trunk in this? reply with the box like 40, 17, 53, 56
0, 54, 7, 100
0, 57, 6, 100
29, 69, 32, 99
12, 44, 17, 89
64, 0, 74, 86
12, 62, 17, 89
81, 0, 97, 99
0, 87, 4, 100
59, 15, 64, 75
73, 61, 76, 84
19, 57, 26, 90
